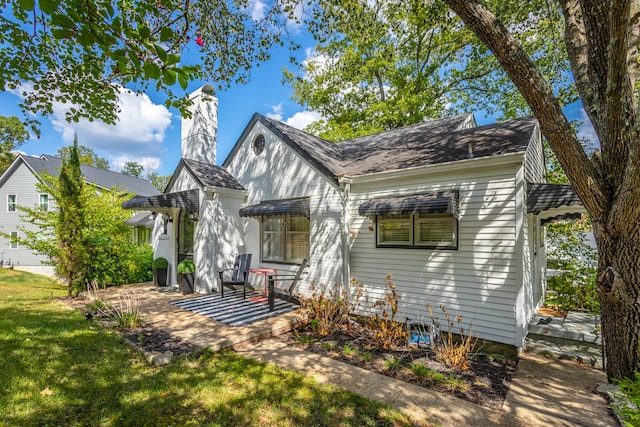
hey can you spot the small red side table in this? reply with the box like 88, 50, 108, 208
248, 268, 277, 301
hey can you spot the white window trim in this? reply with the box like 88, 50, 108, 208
7, 194, 16, 212
39, 194, 49, 211
10, 231, 18, 249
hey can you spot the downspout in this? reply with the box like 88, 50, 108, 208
339, 177, 352, 292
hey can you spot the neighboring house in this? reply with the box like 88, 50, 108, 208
125, 85, 585, 349
0, 154, 160, 276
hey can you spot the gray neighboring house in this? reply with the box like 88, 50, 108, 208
125, 85, 586, 349
0, 154, 160, 276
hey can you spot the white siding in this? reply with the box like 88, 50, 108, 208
225, 122, 344, 293
0, 162, 54, 269
523, 126, 544, 183
349, 161, 525, 346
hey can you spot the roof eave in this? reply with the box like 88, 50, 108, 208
344, 152, 525, 184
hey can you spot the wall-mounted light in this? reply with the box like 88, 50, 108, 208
163, 214, 173, 223
189, 212, 199, 222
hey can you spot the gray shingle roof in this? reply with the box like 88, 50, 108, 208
224, 113, 538, 182
181, 158, 244, 190
123, 189, 200, 212
526, 183, 583, 214
22, 155, 160, 197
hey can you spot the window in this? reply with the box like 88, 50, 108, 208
261, 215, 309, 263
252, 134, 265, 155
10, 231, 18, 249
7, 194, 16, 212
377, 213, 457, 249
39, 194, 49, 211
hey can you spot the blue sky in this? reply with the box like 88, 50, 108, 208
0, 6, 597, 178
0, 15, 320, 177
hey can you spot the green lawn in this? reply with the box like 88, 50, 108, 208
0, 270, 424, 426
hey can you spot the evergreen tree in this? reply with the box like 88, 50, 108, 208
57, 135, 87, 296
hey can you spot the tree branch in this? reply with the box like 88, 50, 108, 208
443, 0, 608, 220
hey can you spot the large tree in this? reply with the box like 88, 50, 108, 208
0, 115, 29, 173
56, 145, 109, 169
285, 0, 574, 140
0, 0, 293, 131
443, 0, 640, 380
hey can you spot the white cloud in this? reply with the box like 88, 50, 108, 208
110, 155, 162, 174
285, 110, 321, 130
46, 88, 172, 170
246, 0, 267, 20
266, 102, 284, 121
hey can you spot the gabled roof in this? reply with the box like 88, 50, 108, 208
17, 154, 160, 197
223, 113, 538, 183
182, 158, 244, 190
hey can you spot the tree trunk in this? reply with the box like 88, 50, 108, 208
594, 221, 640, 380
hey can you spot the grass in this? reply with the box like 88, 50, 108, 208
0, 270, 425, 426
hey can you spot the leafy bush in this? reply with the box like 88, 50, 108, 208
177, 259, 195, 274
152, 257, 169, 269
546, 265, 598, 313
615, 373, 640, 426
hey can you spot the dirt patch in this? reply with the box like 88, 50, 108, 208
537, 306, 568, 318
277, 324, 518, 410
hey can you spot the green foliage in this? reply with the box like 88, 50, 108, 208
615, 373, 640, 426
146, 172, 172, 192
286, 0, 573, 141
0, 115, 29, 173
152, 257, 169, 269
122, 161, 144, 177
57, 145, 109, 169
0, 272, 416, 426
56, 137, 87, 296
1, 0, 291, 132
546, 216, 598, 313
177, 260, 195, 274
12, 140, 154, 290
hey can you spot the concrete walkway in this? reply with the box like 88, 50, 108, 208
95, 284, 618, 426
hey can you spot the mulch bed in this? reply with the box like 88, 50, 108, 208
277, 324, 518, 410
121, 326, 199, 356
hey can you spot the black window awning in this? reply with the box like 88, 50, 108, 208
122, 189, 199, 213
124, 212, 156, 228
359, 190, 459, 218
240, 198, 310, 219
526, 183, 585, 224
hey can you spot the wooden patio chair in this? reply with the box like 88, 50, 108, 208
219, 254, 253, 299
268, 259, 308, 309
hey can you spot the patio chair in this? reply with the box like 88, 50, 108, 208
219, 254, 253, 299
268, 259, 308, 309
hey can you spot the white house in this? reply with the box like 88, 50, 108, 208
124, 85, 585, 348
0, 154, 160, 276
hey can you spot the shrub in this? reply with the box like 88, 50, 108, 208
152, 257, 169, 269
615, 373, 640, 426
428, 304, 478, 371
358, 274, 408, 349
177, 259, 195, 274
546, 265, 598, 313
299, 282, 350, 336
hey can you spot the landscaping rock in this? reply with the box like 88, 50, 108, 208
147, 351, 174, 366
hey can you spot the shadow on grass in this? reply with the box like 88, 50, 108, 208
0, 299, 417, 426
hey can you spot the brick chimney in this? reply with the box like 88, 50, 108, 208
181, 84, 217, 165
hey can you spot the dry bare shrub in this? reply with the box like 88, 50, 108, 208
428, 304, 478, 371
299, 282, 350, 336
358, 274, 408, 349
